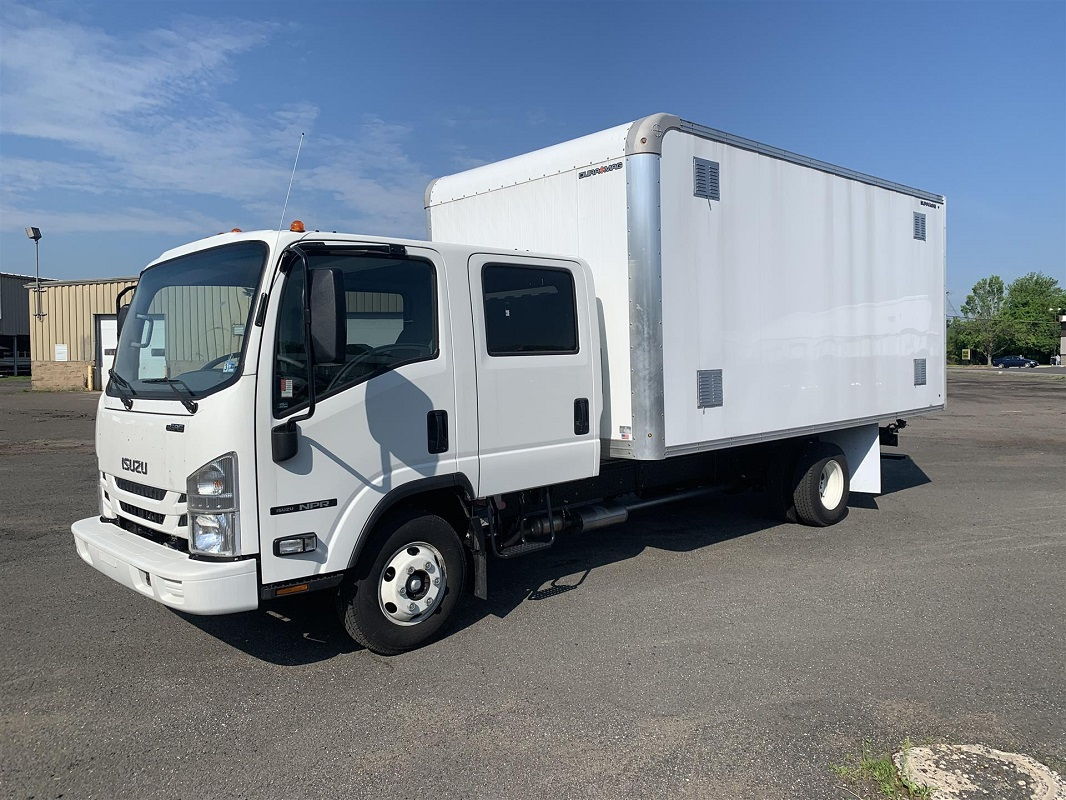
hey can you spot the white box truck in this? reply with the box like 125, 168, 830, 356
71, 114, 945, 654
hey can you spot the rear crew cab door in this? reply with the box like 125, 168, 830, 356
467, 253, 599, 496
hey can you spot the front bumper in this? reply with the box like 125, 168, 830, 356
71, 517, 258, 615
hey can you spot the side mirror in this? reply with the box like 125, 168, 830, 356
309, 268, 345, 364
115, 284, 136, 332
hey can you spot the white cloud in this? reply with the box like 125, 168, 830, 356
0, 157, 113, 195
0, 3, 430, 237
0, 202, 227, 236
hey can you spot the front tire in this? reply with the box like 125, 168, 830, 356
791, 443, 850, 527
338, 511, 466, 655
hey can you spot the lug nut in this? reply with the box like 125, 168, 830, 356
424, 562, 435, 573
408, 603, 418, 613
407, 565, 415, 574
398, 586, 407, 597
432, 577, 441, 586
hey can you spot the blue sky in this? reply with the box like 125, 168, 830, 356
1, 0, 1063, 306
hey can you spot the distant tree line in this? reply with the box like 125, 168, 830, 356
947, 272, 1065, 365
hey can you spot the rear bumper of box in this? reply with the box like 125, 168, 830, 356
71, 517, 258, 615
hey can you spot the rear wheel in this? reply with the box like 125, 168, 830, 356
338, 511, 466, 655
792, 443, 850, 527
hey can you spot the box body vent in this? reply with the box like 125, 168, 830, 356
914, 358, 927, 386
697, 369, 724, 408
693, 157, 720, 201
913, 212, 927, 241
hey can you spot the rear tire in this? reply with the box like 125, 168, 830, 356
791, 443, 850, 527
338, 511, 466, 655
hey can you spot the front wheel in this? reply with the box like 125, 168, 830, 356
338, 512, 467, 655
791, 443, 850, 527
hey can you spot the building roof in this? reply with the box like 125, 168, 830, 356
1, 272, 48, 281
21, 276, 136, 289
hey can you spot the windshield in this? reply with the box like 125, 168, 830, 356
109, 241, 267, 400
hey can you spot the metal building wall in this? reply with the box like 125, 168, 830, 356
347, 291, 403, 313
1, 273, 35, 337
145, 285, 253, 372
28, 279, 137, 362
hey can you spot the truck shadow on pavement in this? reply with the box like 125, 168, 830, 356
177, 455, 931, 666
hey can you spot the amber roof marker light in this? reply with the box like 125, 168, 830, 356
289, 220, 305, 233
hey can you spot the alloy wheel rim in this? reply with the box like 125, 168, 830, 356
378, 541, 446, 626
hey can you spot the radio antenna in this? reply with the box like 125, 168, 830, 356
276, 131, 305, 234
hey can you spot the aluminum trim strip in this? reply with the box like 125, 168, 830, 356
623, 113, 943, 203
625, 153, 666, 460
676, 120, 944, 203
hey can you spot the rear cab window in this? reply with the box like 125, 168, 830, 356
481, 264, 579, 356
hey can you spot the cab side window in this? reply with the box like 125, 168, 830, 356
482, 264, 578, 356
273, 252, 438, 416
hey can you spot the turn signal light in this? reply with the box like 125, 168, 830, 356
276, 583, 310, 596
289, 220, 305, 232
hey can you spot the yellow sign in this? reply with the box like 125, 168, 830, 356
962, 348, 971, 361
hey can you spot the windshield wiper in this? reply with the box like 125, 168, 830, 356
141, 378, 199, 414
108, 369, 135, 410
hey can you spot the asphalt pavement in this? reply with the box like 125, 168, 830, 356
1, 371, 1063, 799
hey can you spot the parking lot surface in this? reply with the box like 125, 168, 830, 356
1, 371, 1063, 799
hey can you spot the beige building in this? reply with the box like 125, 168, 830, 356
27, 276, 260, 391
27, 277, 136, 390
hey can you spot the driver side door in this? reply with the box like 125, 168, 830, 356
254, 245, 458, 586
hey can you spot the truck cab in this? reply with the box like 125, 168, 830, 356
72, 228, 600, 653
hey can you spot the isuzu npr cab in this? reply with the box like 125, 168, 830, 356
72, 114, 945, 654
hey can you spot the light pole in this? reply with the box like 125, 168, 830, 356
24, 227, 45, 320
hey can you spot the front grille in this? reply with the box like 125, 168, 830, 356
115, 516, 188, 553
114, 477, 166, 501
119, 501, 165, 525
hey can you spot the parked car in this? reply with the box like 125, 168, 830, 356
993, 355, 1038, 368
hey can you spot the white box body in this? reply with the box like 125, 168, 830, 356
428, 114, 946, 460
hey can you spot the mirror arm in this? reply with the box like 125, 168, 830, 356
290, 250, 317, 426
115, 285, 135, 318
273, 249, 316, 463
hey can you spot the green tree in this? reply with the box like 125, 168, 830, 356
960, 275, 1015, 365
946, 317, 973, 363
1003, 272, 1066, 359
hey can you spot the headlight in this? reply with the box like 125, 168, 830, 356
187, 453, 239, 556
191, 513, 237, 556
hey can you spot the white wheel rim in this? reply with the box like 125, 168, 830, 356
378, 541, 446, 626
818, 460, 845, 509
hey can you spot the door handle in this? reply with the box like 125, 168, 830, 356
427, 410, 448, 454
574, 398, 589, 436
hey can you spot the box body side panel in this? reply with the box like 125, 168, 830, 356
429, 159, 633, 440
659, 130, 946, 449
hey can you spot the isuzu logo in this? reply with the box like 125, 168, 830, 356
121, 458, 148, 475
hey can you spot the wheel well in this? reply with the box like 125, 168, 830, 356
347, 485, 471, 573
392, 488, 470, 535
